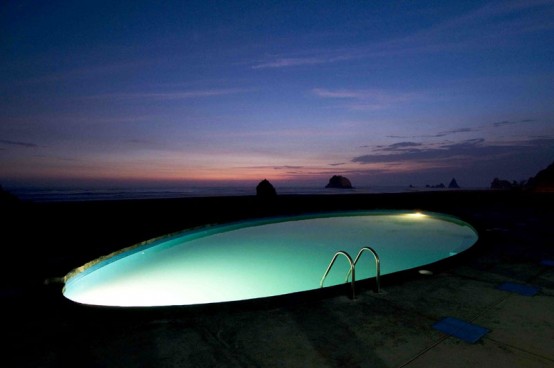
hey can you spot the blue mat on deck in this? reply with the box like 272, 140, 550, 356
541, 259, 554, 267
432, 317, 489, 343
497, 281, 539, 296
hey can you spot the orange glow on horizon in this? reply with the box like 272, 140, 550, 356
3, 151, 472, 187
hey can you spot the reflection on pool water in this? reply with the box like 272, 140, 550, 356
63, 210, 478, 307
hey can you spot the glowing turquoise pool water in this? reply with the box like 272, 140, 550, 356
63, 210, 478, 307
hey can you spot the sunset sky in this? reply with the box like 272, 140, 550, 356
2, 0, 553, 189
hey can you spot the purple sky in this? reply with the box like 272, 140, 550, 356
1, 0, 553, 189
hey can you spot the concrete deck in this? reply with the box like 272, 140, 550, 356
3, 196, 554, 367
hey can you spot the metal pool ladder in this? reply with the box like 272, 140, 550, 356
320, 246, 381, 299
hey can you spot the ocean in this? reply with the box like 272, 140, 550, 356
7, 185, 425, 203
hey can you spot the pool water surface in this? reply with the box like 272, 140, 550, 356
63, 210, 478, 307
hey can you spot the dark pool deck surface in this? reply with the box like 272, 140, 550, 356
3, 193, 554, 367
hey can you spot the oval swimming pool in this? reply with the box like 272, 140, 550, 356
63, 210, 478, 307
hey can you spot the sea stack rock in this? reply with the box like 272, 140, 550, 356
526, 161, 554, 192
325, 175, 353, 189
448, 178, 460, 189
256, 179, 277, 197
490, 178, 514, 190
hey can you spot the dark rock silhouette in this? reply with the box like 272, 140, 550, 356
490, 178, 519, 190
256, 179, 277, 197
526, 161, 554, 192
325, 175, 353, 189
0, 185, 21, 207
490, 161, 554, 191
426, 183, 445, 189
448, 178, 460, 189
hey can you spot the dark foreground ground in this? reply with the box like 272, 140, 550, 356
2, 191, 554, 367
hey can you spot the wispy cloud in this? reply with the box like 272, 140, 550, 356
387, 0, 554, 55
377, 142, 422, 152
388, 127, 476, 139
251, 49, 355, 69
438, 128, 474, 136
0, 139, 38, 148
352, 138, 554, 167
87, 88, 252, 101
451, 0, 554, 32
312, 88, 420, 110
387, 117, 541, 140
252, 56, 333, 69
252, 0, 554, 73
271, 165, 305, 170
245, 1, 554, 78
492, 119, 536, 127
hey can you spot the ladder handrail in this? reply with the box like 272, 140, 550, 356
346, 246, 381, 293
319, 250, 356, 299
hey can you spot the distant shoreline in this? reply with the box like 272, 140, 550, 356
5, 184, 490, 203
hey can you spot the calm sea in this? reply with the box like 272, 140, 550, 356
7, 185, 424, 203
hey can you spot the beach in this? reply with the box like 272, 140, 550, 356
3, 191, 554, 367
